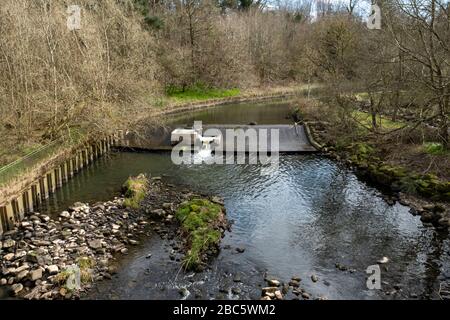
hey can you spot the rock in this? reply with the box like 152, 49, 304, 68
4, 253, 15, 261
88, 239, 102, 250
111, 224, 120, 230
420, 211, 435, 223
289, 279, 300, 287
11, 283, 23, 295
151, 209, 165, 217
162, 203, 173, 209
311, 274, 318, 282
432, 204, 446, 213
146, 254, 152, 259
291, 276, 301, 282
233, 274, 241, 283
60, 211, 71, 218
21, 221, 31, 228
0, 279, 6, 286
178, 287, 189, 298
16, 270, 29, 281
262, 287, 278, 295
267, 279, 280, 287
235, 247, 245, 253
231, 287, 241, 295
302, 292, 310, 299
47, 265, 59, 275
14, 265, 30, 275
438, 218, 450, 227
30, 269, 43, 281
26, 251, 45, 265
378, 257, 389, 264
2, 239, 15, 249
274, 290, 283, 300
261, 296, 272, 300
211, 196, 225, 205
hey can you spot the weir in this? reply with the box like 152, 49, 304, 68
118, 124, 318, 153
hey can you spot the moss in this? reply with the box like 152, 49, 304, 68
123, 174, 148, 209
175, 198, 224, 270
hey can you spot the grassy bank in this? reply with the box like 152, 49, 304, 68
175, 198, 226, 270
167, 86, 241, 102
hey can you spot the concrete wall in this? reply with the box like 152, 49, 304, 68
0, 135, 115, 235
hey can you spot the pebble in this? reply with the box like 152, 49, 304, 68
267, 279, 280, 287
311, 274, 319, 282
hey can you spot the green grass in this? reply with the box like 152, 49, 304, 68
423, 142, 449, 155
175, 198, 223, 270
123, 174, 148, 209
167, 86, 240, 102
352, 111, 403, 131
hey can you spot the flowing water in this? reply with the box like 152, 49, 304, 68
31, 99, 449, 300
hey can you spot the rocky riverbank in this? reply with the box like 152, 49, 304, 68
0, 176, 224, 300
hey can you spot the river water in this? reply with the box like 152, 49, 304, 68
33, 99, 449, 300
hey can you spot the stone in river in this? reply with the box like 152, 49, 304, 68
311, 274, 318, 282
11, 283, 23, 295
267, 279, 280, 287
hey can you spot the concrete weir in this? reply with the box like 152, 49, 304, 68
117, 124, 318, 153
0, 136, 116, 236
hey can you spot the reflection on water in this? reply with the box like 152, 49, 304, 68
169, 99, 295, 125
38, 152, 449, 300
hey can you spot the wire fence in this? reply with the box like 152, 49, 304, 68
0, 131, 87, 187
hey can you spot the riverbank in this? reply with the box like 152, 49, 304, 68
300, 101, 450, 231
0, 176, 224, 299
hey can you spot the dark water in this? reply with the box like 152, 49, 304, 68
37, 152, 450, 300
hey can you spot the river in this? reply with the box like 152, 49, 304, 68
32, 99, 449, 300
